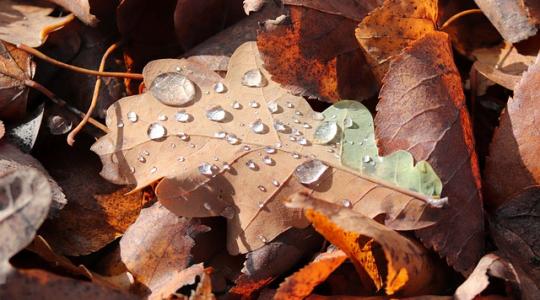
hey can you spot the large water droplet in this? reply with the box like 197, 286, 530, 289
175, 110, 192, 122
220, 207, 235, 219
241, 69, 267, 87
199, 163, 218, 176
147, 123, 167, 140
273, 120, 289, 133
127, 111, 138, 123
313, 121, 338, 144
206, 106, 226, 122
47, 115, 72, 135
226, 134, 240, 145
294, 160, 329, 184
267, 101, 279, 113
213, 82, 226, 93
150, 72, 196, 107
250, 119, 267, 134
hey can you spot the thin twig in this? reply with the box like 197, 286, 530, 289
17, 44, 143, 80
24, 79, 109, 133
440, 9, 483, 31
40, 14, 75, 43
67, 43, 119, 145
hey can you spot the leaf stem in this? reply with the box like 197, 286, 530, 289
67, 42, 119, 145
440, 9, 483, 31
17, 44, 143, 80
40, 14, 76, 43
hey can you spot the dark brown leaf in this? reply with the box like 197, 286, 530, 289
283, 0, 383, 21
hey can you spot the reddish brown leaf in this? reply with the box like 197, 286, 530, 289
257, 6, 377, 102
484, 55, 540, 208
283, 0, 383, 21
375, 31, 484, 274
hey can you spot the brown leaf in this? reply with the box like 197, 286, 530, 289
0, 0, 73, 47
375, 31, 484, 274
0, 40, 35, 121
455, 254, 519, 300
0, 268, 137, 300
92, 42, 443, 257
46, 0, 99, 26
119, 202, 209, 299
0, 120, 4, 139
283, 0, 383, 21
189, 269, 215, 300
257, 5, 378, 102
484, 55, 540, 208
286, 193, 438, 296
274, 249, 348, 300
472, 43, 536, 91
243, 0, 266, 15
0, 168, 51, 283
474, 0, 537, 43
490, 187, 540, 299
356, 0, 437, 82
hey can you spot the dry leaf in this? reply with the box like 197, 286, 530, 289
356, 0, 437, 82
472, 43, 536, 91
455, 254, 519, 300
93, 42, 444, 257
257, 5, 378, 102
282, 0, 383, 21
119, 202, 209, 299
190, 270, 215, 300
0, 121, 4, 140
0, 0, 73, 47
286, 193, 438, 296
274, 249, 348, 300
46, 0, 99, 26
0, 40, 35, 121
243, 0, 266, 15
0, 168, 51, 283
474, 0, 537, 43
375, 31, 484, 274
484, 55, 540, 208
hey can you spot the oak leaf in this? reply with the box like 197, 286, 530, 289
375, 31, 484, 274
92, 42, 443, 257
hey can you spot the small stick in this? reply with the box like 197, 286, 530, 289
67, 43, 119, 145
24, 79, 109, 133
440, 9, 483, 31
17, 44, 143, 80
495, 45, 514, 70
40, 14, 76, 43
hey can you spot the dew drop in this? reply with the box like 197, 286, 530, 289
206, 106, 226, 122
220, 207, 235, 219
363, 155, 373, 164
142, 150, 150, 156
258, 185, 266, 192
213, 82, 226, 93
243, 145, 251, 151
293, 118, 301, 124
150, 166, 157, 174
295, 111, 303, 116
175, 110, 192, 122
298, 137, 309, 145
130, 166, 135, 174
303, 123, 311, 129
178, 132, 189, 141
311, 112, 325, 121
241, 69, 267, 87
117, 122, 124, 128
292, 129, 303, 136
264, 146, 276, 154
47, 115, 72, 135
214, 131, 227, 139
250, 119, 267, 134
177, 156, 185, 162
272, 179, 280, 187
262, 156, 274, 165
342, 199, 352, 208
258, 235, 268, 243
289, 135, 297, 142
273, 120, 289, 133
267, 101, 279, 113
294, 160, 329, 184
344, 116, 353, 128
313, 121, 338, 144
127, 111, 138, 123
222, 162, 231, 170
232, 101, 242, 109
150, 72, 196, 107
138, 156, 146, 163
249, 100, 260, 108
199, 163, 218, 176
226, 134, 240, 145
147, 123, 167, 140
203, 202, 212, 210
286, 102, 294, 108
246, 160, 257, 170
292, 152, 301, 159
158, 114, 168, 121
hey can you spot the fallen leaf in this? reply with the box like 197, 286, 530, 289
522, 0, 540, 24
490, 186, 540, 299
286, 193, 438, 296
356, 0, 437, 82
282, 0, 383, 21
92, 42, 444, 257
472, 43, 536, 91
257, 5, 378, 102
243, 0, 266, 15
0, 0, 73, 47
474, 0, 537, 43
455, 254, 519, 300
0, 168, 51, 283
5, 104, 44, 152
0, 40, 35, 121
484, 55, 540, 208
274, 249, 348, 300
119, 202, 209, 299
190, 269, 215, 300
0, 268, 137, 300
375, 31, 484, 274
46, 0, 99, 26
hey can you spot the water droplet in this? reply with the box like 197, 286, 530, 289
232, 101, 242, 109
241, 69, 267, 87
199, 163, 218, 176
258, 235, 268, 243
275, 143, 282, 148
147, 123, 167, 140
289, 136, 297, 141
344, 116, 353, 128
292, 152, 301, 159
175, 111, 192, 122
303, 123, 311, 129
286, 102, 294, 108
138, 156, 146, 163
272, 179, 280, 187
298, 137, 309, 145
189, 143, 196, 148
363, 155, 372, 164
267, 101, 279, 113
293, 118, 301, 124
150, 72, 196, 107
213, 82, 226, 93
220, 207, 235, 219
273, 120, 289, 133
222, 162, 231, 170
214, 131, 227, 139
243, 145, 251, 151
206, 106, 226, 122
117, 122, 124, 128
178, 132, 189, 141
127, 111, 138, 123
342, 199, 352, 208
142, 150, 150, 156
213, 156, 219, 161
203, 202, 212, 210
312, 112, 325, 121
264, 146, 276, 154
177, 156, 185, 162
262, 156, 274, 165
150, 166, 157, 174
327, 149, 334, 153
313, 121, 338, 144
226, 134, 240, 145
292, 129, 303, 136
294, 160, 329, 184
250, 119, 267, 134
246, 160, 257, 170
249, 100, 260, 108
130, 166, 135, 174
258, 185, 267, 192
295, 111, 303, 116
47, 115, 72, 135
158, 114, 168, 121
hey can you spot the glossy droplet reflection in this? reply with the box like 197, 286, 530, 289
294, 160, 329, 184
147, 123, 167, 140
250, 119, 267, 134
241, 69, 267, 87
47, 115, 72, 135
127, 111, 138, 123
175, 111, 192, 122
313, 121, 338, 144
150, 72, 196, 107
199, 163, 218, 176
213, 82, 226, 93
206, 106, 226, 122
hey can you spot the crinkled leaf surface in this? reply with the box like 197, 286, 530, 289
92, 42, 443, 256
